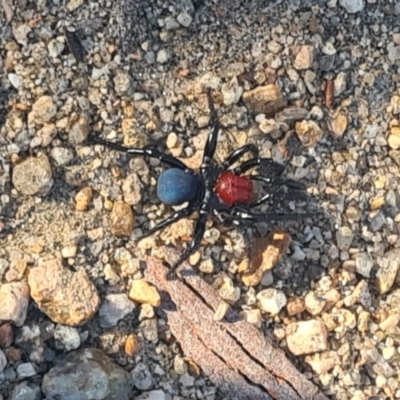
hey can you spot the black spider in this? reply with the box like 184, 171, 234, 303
90, 90, 312, 276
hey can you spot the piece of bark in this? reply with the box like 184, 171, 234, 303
145, 248, 328, 400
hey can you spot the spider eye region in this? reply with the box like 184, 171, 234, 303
157, 168, 199, 205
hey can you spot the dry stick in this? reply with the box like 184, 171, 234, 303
146, 249, 328, 400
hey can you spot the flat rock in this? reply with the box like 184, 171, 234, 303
0, 281, 29, 327
12, 154, 53, 196
28, 258, 99, 325
242, 84, 284, 116
286, 320, 328, 355
42, 348, 131, 400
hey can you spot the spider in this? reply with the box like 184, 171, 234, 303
91, 90, 312, 276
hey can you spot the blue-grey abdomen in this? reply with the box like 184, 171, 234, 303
157, 168, 199, 205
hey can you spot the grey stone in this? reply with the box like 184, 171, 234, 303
9, 382, 40, 400
99, 293, 135, 328
42, 348, 131, 400
131, 362, 154, 391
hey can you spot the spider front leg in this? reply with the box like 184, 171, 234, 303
233, 157, 285, 176
222, 144, 259, 169
90, 136, 189, 170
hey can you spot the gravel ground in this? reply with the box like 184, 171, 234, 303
1, 0, 400, 399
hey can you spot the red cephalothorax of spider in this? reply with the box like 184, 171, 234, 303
214, 171, 253, 206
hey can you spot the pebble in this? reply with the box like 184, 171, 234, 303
68, 115, 89, 145
61, 245, 77, 258
388, 126, 400, 149
293, 45, 314, 70
125, 333, 140, 357
0, 282, 29, 327
129, 280, 161, 307
48, 39, 65, 58
286, 320, 328, 355
12, 24, 32, 46
50, 147, 74, 167
353, 252, 373, 278
294, 120, 323, 147
0, 349, 6, 373
12, 154, 53, 196
66, 0, 84, 11
390, 95, 400, 114
42, 348, 131, 400
177, 12, 192, 27
0, 323, 13, 348
286, 296, 306, 316
164, 16, 180, 30
111, 201, 134, 236
242, 84, 284, 116
114, 72, 133, 96
131, 362, 154, 391
334, 72, 347, 96
379, 313, 400, 331
98, 293, 135, 328
156, 49, 169, 64
74, 186, 93, 211
135, 390, 166, 400
28, 258, 99, 325
216, 275, 240, 303
8, 73, 20, 89
54, 325, 81, 351
9, 382, 41, 400
5, 259, 27, 282
336, 226, 354, 251
257, 289, 287, 315
30, 96, 57, 125
329, 111, 348, 137
242, 309, 262, 328
376, 249, 400, 294
16, 362, 37, 378
221, 77, 243, 106
339, 0, 364, 13
213, 301, 230, 321
304, 291, 327, 315
388, 43, 400, 62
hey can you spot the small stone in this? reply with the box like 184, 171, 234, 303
129, 280, 161, 307
329, 111, 348, 137
257, 289, 287, 315
305, 352, 339, 374
156, 49, 169, 64
125, 334, 140, 357
286, 320, 328, 355
336, 226, 354, 251
357, 311, 370, 332
48, 39, 65, 58
295, 120, 323, 147
323, 289, 341, 310
376, 249, 400, 294
177, 12, 192, 27
213, 301, 230, 321
36, 123, 57, 147
111, 201, 134, 236
242, 309, 262, 328
8, 73, 20, 89
28, 258, 99, 325
42, 348, 131, 400
334, 72, 347, 96
74, 187, 93, 211
135, 390, 166, 400
16, 362, 37, 378
379, 313, 400, 331
164, 16, 180, 30
305, 291, 326, 316
68, 115, 89, 145
259, 118, 280, 135
0, 282, 29, 327
216, 275, 240, 303
339, 0, 364, 13
388, 44, 400, 62
293, 45, 314, 70
352, 252, 373, 278
286, 296, 306, 316
30, 96, 57, 124
54, 325, 81, 351
9, 382, 41, 400
382, 346, 396, 360
12, 154, 53, 196
66, 0, 84, 11
322, 42, 336, 56
12, 24, 32, 46
141, 318, 158, 342
99, 293, 135, 328
370, 195, 385, 210
388, 127, 400, 149
390, 95, 400, 114
221, 77, 243, 106
114, 72, 133, 96
5, 259, 27, 282
242, 84, 284, 116
0, 323, 13, 348
131, 362, 154, 391
0, 350, 6, 373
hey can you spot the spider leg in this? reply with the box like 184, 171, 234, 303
139, 204, 196, 239
201, 89, 220, 172
231, 208, 315, 224
233, 157, 285, 177
167, 210, 208, 279
222, 144, 259, 169
90, 136, 189, 170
